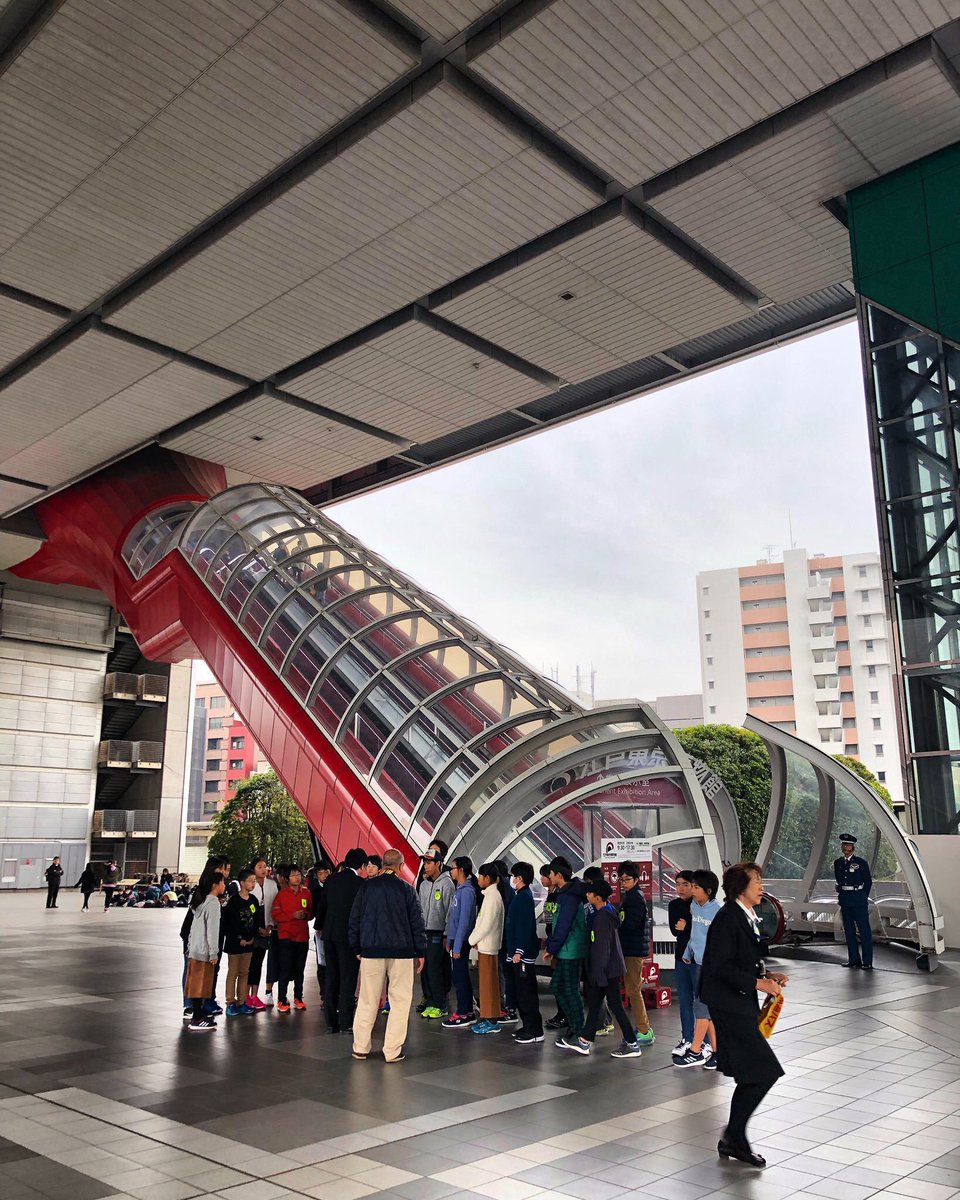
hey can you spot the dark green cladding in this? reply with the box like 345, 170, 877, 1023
848, 142, 960, 341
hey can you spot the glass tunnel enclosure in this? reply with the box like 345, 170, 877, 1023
121, 483, 723, 935
121, 484, 942, 965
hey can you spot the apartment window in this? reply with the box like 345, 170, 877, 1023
843, 717, 856, 729
205, 758, 219, 771
231, 736, 245, 750
858, 566, 867, 578
860, 590, 870, 603
209, 717, 223, 729
705, 633, 712, 642
708, 681, 715, 689
831, 591, 845, 601
204, 780, 219, 794
872, 718, 881, 730
878, 771, 886, 782
875, 744, 884, 756
709, 705, 716, 715
207, 738, 222, 750
185, 835, 209, 846
870, 690, 879, 703
838, 666, 852, 676
702, 586, 709, 595
230, 758, 244, 770
706, 657, 713, 666
210, 695, 225, 709
868, 665, 876, 677
846, 743, 859, 754
866, 640, 874, 652
863, 614, 872, 627
836, 641, 849, 651
703, 609, 710, 618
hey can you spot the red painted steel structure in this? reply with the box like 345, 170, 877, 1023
13, 449, 415, 870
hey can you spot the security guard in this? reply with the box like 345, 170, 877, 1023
834, 834, 873, 970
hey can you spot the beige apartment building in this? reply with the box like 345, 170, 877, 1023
697, 549, 903, 808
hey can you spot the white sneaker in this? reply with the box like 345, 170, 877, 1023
672, 1039, 689, 1060
262, 991, 274, 1008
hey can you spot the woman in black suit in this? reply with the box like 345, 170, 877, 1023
699, 862, 788, 1168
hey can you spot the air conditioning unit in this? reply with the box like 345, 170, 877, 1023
132, 741, 163, 770
138, 674, 168, 704
98, 740, 133, 768
91, 810, 126, 837
104, 672, 138, 701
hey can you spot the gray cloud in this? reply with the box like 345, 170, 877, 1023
331, 322, 879, 700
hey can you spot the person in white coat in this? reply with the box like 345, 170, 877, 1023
469, 863, 505, 1035
246, 858, 279, 1009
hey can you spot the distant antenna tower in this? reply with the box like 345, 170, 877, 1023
787, 509, 797, 550
762, 542, 779, 563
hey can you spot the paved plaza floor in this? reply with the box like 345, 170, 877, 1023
2, 892, 959, 1200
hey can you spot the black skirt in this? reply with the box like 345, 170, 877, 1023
711, 1006, 785, 1088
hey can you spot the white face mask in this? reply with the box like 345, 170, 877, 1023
510, 878, 519, 890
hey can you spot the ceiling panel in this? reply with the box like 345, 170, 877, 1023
0, 330, 169, 463
649, 59, 960, 303
0, 361, 238, 485
390, 0, 500, 41
0, 295, 63, 370
0, 482, 44, 516
0, 0, 416, 308
436, 214, 751, 380
283, 320, 548, 444
163, 393, 400, 489
472, 0, 960, 184
827, 55, 960, 174
110, 81, 598, 376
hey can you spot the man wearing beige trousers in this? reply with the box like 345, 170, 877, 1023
348, 848, 427, 1062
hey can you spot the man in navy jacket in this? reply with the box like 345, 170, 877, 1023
505, 862, 542, 1042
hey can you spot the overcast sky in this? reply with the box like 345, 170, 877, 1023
324, 320, 880, 702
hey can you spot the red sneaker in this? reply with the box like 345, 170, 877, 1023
276, 1001, 291, 1013
294, 999, 307, 1011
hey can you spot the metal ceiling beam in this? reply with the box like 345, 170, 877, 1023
0, 0, 64, 78
0, 280, 71, 319
412, 306, 564, 388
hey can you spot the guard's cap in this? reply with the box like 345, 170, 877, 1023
421, 851, 442, 863
839, 833, 858, 845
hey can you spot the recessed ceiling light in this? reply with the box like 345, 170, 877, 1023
250, 435, 264, 442
559, 291, 576, 301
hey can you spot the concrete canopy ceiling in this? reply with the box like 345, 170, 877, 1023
2, 0, 960, 520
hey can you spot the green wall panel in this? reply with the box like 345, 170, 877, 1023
849, 142, 960, 339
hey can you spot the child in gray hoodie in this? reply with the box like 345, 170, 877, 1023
187, 871, 226, 1032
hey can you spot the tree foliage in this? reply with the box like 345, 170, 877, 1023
674, 724, 771, 859
207, 771, 314, 869
675, 726, 897, 879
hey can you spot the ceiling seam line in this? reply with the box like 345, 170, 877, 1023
411, 306, 563, 387
0, 281, 72, 319
0, 471, 47, 490
0, 0, 65, 78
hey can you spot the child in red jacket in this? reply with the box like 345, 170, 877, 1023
271, 864, 313, 1012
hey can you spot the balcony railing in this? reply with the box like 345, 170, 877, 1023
91, 809, 159, 838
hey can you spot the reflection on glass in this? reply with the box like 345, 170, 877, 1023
768, 751, 821, 883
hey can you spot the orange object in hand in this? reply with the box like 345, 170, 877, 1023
758, 992, 784, 1038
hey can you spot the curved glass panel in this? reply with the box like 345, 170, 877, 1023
280, 547, 352, 590
767, 750, 821, 889
194, 520, 236, 576
121, 502, 198, 579
282, 624, 345, 700
223, 552, 272, 619
341, 679, 416, 775
413, 756, 481, 839
355, 616, 450, 669
207, 533, 249, 597
328, 582, 415, 634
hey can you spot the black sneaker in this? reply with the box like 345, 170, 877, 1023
513, 1031, 545, 1044
556, 1034, 589, 1055
545, 1014, 566, 1031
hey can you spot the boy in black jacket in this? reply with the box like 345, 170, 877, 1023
618, 861, 654, 1047
558, 879, 641, 1058
506, 862, 543, 1043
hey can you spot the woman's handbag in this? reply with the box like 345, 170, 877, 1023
185, 958, 216, 999
758, 992, 784, 1038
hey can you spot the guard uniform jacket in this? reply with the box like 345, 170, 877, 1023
834, 854, 872, 906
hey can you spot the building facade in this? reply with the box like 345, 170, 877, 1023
183, 682, 262, 874
697, 549, 903, 807
0, 573, 191, 886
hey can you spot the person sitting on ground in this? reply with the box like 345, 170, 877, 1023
559, 878, 642, 1058
677, 869, 721, 1070
506, 862, 543, 1044
469, 863, 506, 1035
442, 857, 479, 1028
618, 860, 655, 1047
